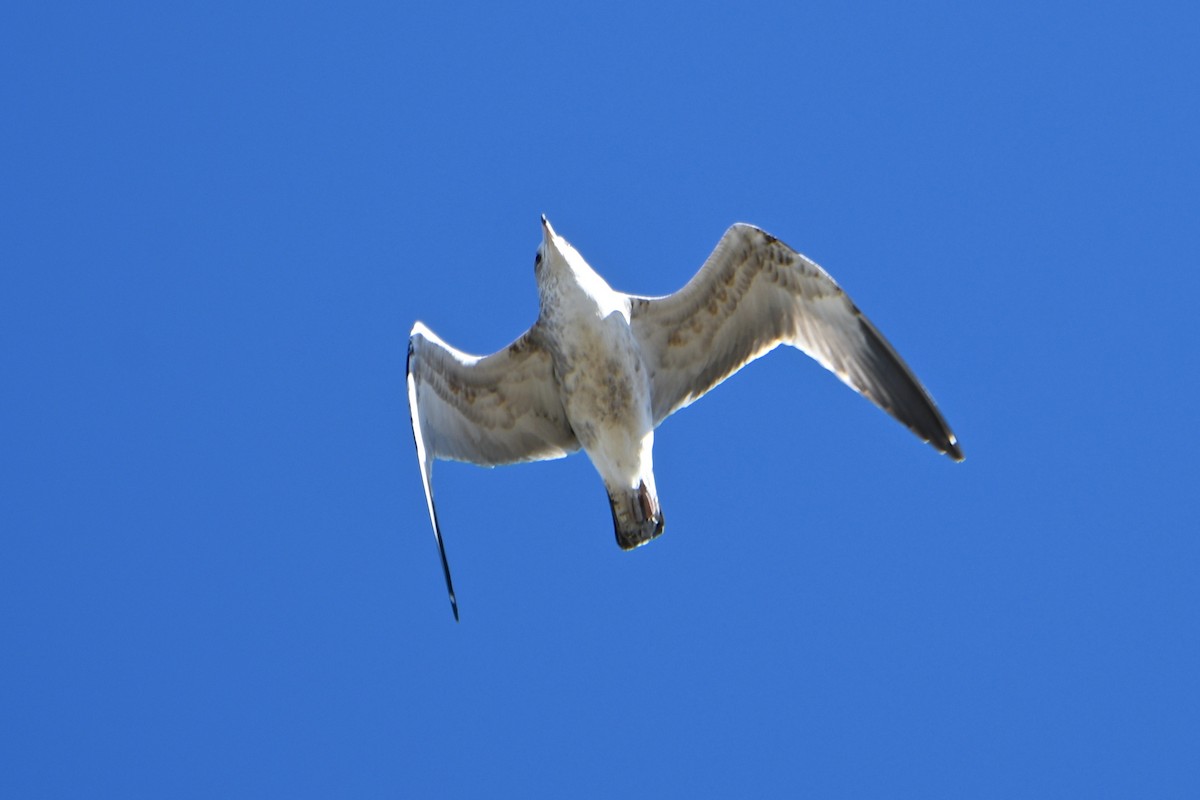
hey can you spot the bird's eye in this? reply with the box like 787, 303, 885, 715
534, 250, 543, 269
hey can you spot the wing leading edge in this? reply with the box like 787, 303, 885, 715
630, 224, 962, 460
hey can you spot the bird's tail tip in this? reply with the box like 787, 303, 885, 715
608, 480, 665, 551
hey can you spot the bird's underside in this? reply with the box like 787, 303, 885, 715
406, 218, 962, 619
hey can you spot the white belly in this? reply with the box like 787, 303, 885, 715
556, 314, 655, 489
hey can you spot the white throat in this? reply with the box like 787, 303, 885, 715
539, 228, 628, 322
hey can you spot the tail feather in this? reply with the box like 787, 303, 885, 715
607, 480, 665, 550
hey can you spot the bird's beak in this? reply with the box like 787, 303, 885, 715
541, 214, 555, 242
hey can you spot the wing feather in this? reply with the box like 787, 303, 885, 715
629, 224, 962, 460
406, 322, 579, 619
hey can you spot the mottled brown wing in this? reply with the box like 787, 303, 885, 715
629, 224, 962, 460
406, 322, 579, 619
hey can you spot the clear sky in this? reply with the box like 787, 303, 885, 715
3, 1, 1198, 797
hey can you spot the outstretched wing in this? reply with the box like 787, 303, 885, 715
406, 321, 579, 619
629, 224, 962, 460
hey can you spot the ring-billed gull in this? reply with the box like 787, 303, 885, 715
407, 216, 962, 619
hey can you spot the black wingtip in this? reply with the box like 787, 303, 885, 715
429, 496, 460, 622
439, 548, 459, 622
435, 526, 459, 622
931, 431, 964, 462
854, 318, 964, 465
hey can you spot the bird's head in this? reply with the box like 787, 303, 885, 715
535, 215, 584, 279
533, 215, 616, 316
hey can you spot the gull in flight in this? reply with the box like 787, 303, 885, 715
407, 217, 962, 619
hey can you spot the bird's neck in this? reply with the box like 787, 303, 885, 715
538, 258, 628, 324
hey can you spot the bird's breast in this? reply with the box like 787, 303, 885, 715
552, 315, 652, 450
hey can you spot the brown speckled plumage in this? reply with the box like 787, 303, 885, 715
407, 217, 961, 620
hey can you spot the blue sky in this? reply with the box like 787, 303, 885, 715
3, 1, 1198, 796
